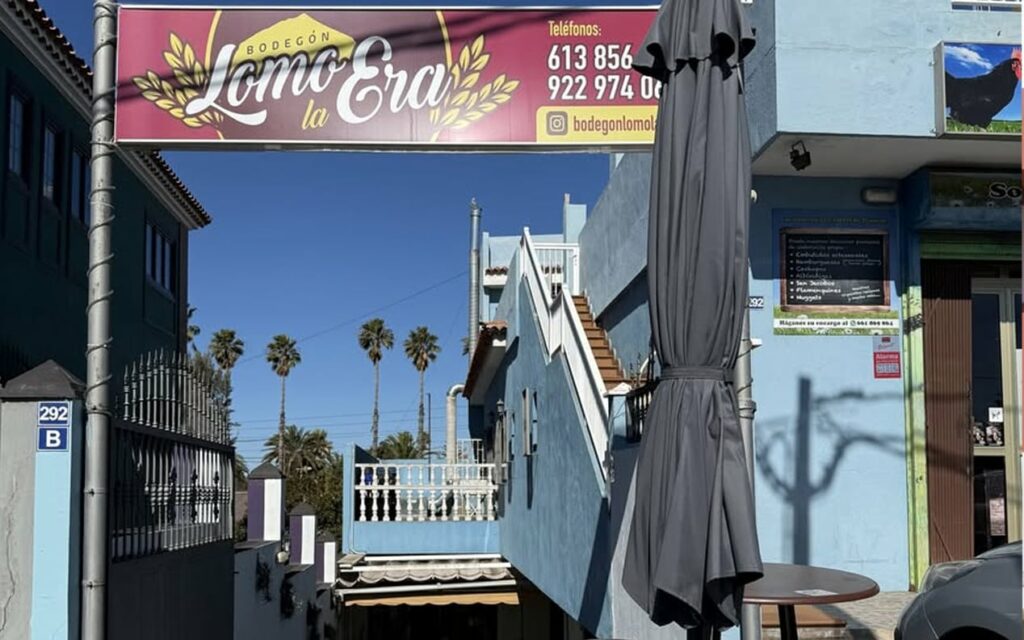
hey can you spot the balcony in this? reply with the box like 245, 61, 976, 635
341, 444, 500, 555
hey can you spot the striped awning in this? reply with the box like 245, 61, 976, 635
344, 591, 519, 607
338, 557, 511, 588
336, 555, 516, 607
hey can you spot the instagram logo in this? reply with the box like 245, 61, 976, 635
546, 111, 569, 136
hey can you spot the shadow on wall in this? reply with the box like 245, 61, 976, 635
755, 377, 905, 566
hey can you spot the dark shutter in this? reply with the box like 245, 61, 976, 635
922, 260, 974, 563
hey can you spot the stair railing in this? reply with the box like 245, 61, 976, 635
520, 229, 609, 477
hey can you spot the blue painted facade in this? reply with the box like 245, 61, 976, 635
29, 398, 83, 640
485, 279, 614, 636
332, 2, 1020, 637
464, 3, 1020, 637
745, 0, 1020, 151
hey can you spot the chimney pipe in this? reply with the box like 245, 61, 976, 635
468, 198, 482, 361
446, 383, 465, 465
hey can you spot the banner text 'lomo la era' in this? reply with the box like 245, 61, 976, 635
115, 7, 660, 149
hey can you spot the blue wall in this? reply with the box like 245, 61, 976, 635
580, 162, 913, 591
749, 177, 909, 589
30, 399, 83, 640
486, 279, 613, 638
745, 0, 1020, 151
578, 154, 651, 317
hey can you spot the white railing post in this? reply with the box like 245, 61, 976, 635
353, 461, 498, 524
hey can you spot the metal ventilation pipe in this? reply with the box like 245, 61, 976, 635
468, 198, 482, 362
446, 384, 465, 465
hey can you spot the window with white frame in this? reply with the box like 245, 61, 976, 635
42, 124, 58, 202
7, 93, 26, 178
145, 223, 176, 294
522, 389, 538, 456
70, 149, 89, 226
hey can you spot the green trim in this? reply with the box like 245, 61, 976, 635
902, 241, 929, 589
905, 233, 1020, 588
920, 232, 1021, 261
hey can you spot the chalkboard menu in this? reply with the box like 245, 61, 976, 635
780, 229, 890, 310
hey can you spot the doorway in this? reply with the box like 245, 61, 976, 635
923, 260, 1021, 563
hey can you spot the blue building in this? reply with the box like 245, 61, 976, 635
340, 1, 1020, 638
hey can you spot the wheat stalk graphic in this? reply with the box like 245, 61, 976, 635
430, 35, 519, 141
133, 34, 223, 129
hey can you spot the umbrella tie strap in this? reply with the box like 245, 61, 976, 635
660, 366, 734, 383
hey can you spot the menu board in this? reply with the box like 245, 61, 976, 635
780, 229, 890, 311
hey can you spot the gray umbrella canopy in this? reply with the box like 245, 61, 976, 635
622, 0, 762, 631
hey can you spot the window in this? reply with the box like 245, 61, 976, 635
146, 223, 176, 294
42, 124, 58, 202
70, 149, 89, 225
7, 93, 26, 177
522, 389, 538, 456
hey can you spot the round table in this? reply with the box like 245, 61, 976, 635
743, 563, 880, 640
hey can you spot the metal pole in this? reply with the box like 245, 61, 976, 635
427, 392, 432, 461
468, 198, 482, 361
737, 307, 761, 640
83, 1, 117, 637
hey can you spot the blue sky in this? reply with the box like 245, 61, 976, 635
945, 42, 1022, 122
41, 0, 632, 465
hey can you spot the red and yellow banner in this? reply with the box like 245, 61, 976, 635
114, 6, 659, 149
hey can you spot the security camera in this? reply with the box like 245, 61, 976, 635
789, 141, 811, 171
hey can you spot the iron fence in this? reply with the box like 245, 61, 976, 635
111, 350, 234, 561
119, 350, 230, 444
625, 380, 657, 443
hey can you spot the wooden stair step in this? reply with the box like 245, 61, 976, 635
573, 294, 627, 388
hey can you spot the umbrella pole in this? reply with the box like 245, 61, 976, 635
737, 306, 762, 640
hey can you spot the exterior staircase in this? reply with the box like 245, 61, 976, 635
572, 295, 627, 389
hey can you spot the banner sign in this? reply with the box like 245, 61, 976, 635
930, 172, 1022, 208
935, 42, 1021, 137
115, 6, 659, 149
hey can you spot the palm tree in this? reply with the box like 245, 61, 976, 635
266, 334, 301, 470
404, 326, 440, 451
262, 425, 332, 477
357, 318, 394, 452
374, 431, 424, 460
210, 329, 245, 379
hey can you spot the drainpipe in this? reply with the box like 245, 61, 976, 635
468, 199, 482, 362
446, 384, 465, 465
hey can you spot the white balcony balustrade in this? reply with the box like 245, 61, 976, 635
451, 438, 485, 463
532, 242, 581, 298
354, 463, 497, 523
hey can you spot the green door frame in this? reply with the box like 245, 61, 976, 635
902, 231, 1021, 588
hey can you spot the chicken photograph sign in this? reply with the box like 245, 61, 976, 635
937, 42, 1021, 136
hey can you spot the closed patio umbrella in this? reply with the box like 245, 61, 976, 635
622, 0, 762, 632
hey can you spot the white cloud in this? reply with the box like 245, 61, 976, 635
946, 45, 994, 70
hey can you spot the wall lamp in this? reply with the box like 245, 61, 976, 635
861, 187, 898, 205
789, 141, 811, 171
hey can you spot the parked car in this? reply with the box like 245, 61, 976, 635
896, 542, 1022, 639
